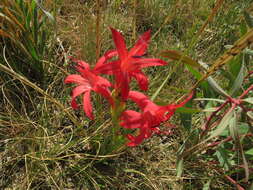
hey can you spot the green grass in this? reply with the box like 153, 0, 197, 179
0, 0, 253, 189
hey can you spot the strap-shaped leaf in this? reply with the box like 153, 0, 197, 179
207, 108, 234, 140
230, 56, 245, 96
207, 77, 229, 97
229, 111, 249, 182
34, 0, 55, 22
243, 97, 253, 104
243, 10, 253, 28
160, 50, 201, 68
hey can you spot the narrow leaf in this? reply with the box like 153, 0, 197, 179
243, 10, 253, 28
230, 56, 245, 95
176, 107, 201, 114
245, 148, 253, 155
160, 50, 201, 68
229, 111, 249, 182
207, 77, 229, 97
176, 158, 184, 177
247, 111, 253, 119
207, 109, 234, 140
243, 98, 253, 104
194, 98, 225, 103
34, 0, 55, 22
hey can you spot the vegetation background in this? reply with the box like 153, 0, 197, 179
0, 0, 253, 189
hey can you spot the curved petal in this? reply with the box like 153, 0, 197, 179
126, 132, 145, 146
128, 91, 150, 109
83, 91, 94, 120
120, 110, 142, 129
94, 50, 118, 70
76, 60, 90, 70
110, 27, 128, 60
126, 127, 151, 146
128, 30, 151, 57
71, 98, 79, 109
93, 61, 120, 75
70, 58, 90, 70
71, 85, 89, 109
64, 74, 89, 85
76, 68, 99, 87
93, 86, 113, 105
97, 76, 112, 87
131, 71, 149, 91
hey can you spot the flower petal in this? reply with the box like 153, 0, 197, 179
110, 27, 128, 61
94, 50, 118, 70
128, 30, 151, 57
69, 58, 90, 70
83, 90, 94, 120
128, 91, 150, 109
93, 61, 120, 75
96, 75, 112, 87
64, 74, 89, 85
131, 71, 149, 91
76, 60, 90, 70
116, 72, 130, 100
71, 85, 89, 109
126, 127, 151, 146
93, 86, 113, 105
120, 110, 142, 129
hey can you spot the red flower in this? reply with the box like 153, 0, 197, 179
120, 91, 193, 146
65, 60, 112, 120
94, 28, 167, 100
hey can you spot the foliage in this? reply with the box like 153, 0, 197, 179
0, 0, 53, 84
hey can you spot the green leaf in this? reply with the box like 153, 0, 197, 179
240, 18, 248, 35
179, 101, 193, 132
244, 48, 253, 56
34, 0, 55, 23
244, 10, 253, 28
160, 50, 201, 68
243, 98, 253, 104
237, 122, 249, 135
245, 148, 253, 155
186, 65, 213, 97
215, 146, 231, 170
176, 107, 201, 114
247, 112, 253, 120
32, 0, 38, 45
176, 158, 184, 177
229, 112, 249, 181
207, 109, 234, 140
202, 107, 218, 112
229, 113, 238, 143
230, 56, 245, 96
194, 98, 225, 103
207, 77, 229, 97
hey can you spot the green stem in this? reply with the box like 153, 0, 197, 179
110, 89, 126, 151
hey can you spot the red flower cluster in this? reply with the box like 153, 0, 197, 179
65, 28, 192, 146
